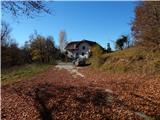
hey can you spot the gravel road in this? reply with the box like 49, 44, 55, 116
55, 62, 84, 78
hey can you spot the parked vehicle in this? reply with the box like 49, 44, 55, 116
73, 58, 86, 66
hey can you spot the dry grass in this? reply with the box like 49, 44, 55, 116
1, 64, 52, 85
89, 47, 160, 75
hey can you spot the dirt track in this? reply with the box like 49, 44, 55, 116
55, 62, 84, 78
1, 63, 160, 120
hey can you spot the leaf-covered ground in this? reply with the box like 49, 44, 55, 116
1, 66, 160, 120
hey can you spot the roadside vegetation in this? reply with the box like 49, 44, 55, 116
1, 23, 65, 84
1, 64, 52, 85
88, 1, 160, 75
103, 47, 160, 74
89, 47, 160, 74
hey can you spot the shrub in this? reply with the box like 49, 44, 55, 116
91, 44, 104, 57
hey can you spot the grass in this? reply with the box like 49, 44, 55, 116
88, 47, 160, 75
1, 64, 52, 85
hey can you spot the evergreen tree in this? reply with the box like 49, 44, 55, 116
106, 43, 112, 53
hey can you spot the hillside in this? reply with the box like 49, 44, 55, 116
89, 47, 160, 75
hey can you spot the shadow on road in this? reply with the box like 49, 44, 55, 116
12, 83, 113, 120
10, 82, 159, 120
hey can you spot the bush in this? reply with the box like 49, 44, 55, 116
91, 44, 104, 57
88, 45, 105, 68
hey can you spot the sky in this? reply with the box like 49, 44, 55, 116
2, 1, 137, 49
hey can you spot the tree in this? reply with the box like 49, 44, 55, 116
59, 30, 68, 53
115, 35, 128, 50
9, 43, 23, 66
22, 41, 33, 64
132, 1, 160, 50
1, 21, 23, 68
45, 36, 56, 63
30, 35, 46, 63
91, 45, 104, 57
106, 43, 112, 53
90, 45, 105, 68
1, 41, 23, 68
1, 1, 51, 18
29, 33, 56, 63
1, 25, 57, 67
1, 21, 12, 47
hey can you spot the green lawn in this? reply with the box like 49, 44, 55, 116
1, 64, 52, 85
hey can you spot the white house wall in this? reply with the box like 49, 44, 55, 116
67, 51, 74, 58
66, 49, 78, 58
66, 42, 92, 59
77, 42, 91, 59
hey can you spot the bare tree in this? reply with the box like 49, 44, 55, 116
1, 21, 12, 46
59, 30, 67, 53
1, 1, 51, 18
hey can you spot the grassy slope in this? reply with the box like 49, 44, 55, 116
1, 64, 52, 85
89, 47, 160, 75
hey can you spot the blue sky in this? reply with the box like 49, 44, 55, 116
2, 1, 137, 49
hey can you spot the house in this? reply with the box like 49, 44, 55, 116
65, 39, 102, 59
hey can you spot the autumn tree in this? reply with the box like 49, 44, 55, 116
29, 33, 56, 63
45, 36, 56, 63
59, 30, 68, 53
30, 35, 46, 63
91, 45, 104, 57
91, 45, 105, 68
132, 1, 160, 50
1, 41, 23, 68
22, 41, 33, 64
1, 24, 57, 68
9, 43, 23, 66
1, 21, 23, 68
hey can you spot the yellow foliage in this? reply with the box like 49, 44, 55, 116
91, 45, 103, 57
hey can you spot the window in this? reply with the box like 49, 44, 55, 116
76, 53, 79, 56
82, 46, 85, 50
82, 52, 84, 56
